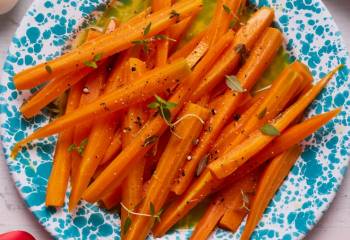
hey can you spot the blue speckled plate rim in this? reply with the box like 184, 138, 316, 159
0, 0, 349, 239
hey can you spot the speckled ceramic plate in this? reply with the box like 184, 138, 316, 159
1, 0, 349, 239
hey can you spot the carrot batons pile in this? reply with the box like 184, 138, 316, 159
12, 0, 343, 239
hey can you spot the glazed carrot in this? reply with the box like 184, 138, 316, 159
210, 0, 243, 45
153, 169, 221, 236
230, 108, 341, 181
169, 30, 206, 62
240, 146, 302, 240
208, 65, 342, 179
70, 56, 141, 210
191, 197, 226, 240
14, 0, 202, 90
236, 89, 269, 115
81, 31, 234, 203
101, 186, 122, 210
172, 27, 282, 195
212, 95, 264, 153
20, 20, 120, 118
70, 64, 108, 185
20, 68, 94, 118
100, 130, 122, 165
191, 171, 257, 239
124, 103, 210, 240
45, 81, 85, 207
152, 0, 172, 67
191, 7, 275, 101
160, 109, 341, 235
120, 59, 148, 231
168, 16, 195, 52
12, 59, 191, 157
217, 64, 303, 154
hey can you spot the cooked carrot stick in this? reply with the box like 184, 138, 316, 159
101, 186, 122, 210
120, 59, 148, 231
172, 27, 282, 195
191, 7, 275, 101
153, 106, 341, 236
217, 65, 303, 154
230, 108, 341, 181
12, 59, 191, 157
208, 65, 343, 179
152, 0, 172, 67
168, 16, 195, 52
20, 20, 120, 118
169, 30, 206, 62
212, 95, 264, 154
81, 31, 234, 203
240, 146, 302, 240
190, 194, 226, 240
14, 0, 202, 90
124, 103, 210, 240
210, 0, 243, 46
70, 63, 108, 185
45, 81, 85, 207
69, 56, 142, 210
20, 68, 94, 118
100, 130, 122, 165
191, 171, 257, 239
153, 169, 221, 236
236, 89, 269, 115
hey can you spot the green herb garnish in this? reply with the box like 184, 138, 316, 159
257, 107, 267, 119
84, 53, 103, 69
169, 10, 180, 19
143, 135, 159, 147
223, 4, 231, 14
132, 39, 150, 54
144, 22, 152, 36
260, 124, 280, 136
45, 65, 53, 74
68, 138, 88, 156
196, 154, 209, 176
123, 217, 132, 235
148, 95, 177, 124
225, 75, 246, 93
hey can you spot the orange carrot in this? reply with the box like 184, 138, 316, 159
69, 55, 140, 210
212, 95, 264, 154
229, 108, 341, 181
153, 106, 341, 236
208, 65, 342, 179
217, 64, 304, 155
191, 7, 275, 101
100, 130, 122, 165
70, 64, 108, 186
168, 16, 195, 52
12, 59, 191, 157
191, 171, 257, 239
20, 20, 120, 118
20, 68, 94, 118
119, 59, 148, 231
124, 103, 210, 240
152, 0, 172, 67
101, 186, 122, 210
172, 27, 282, 196
81, 31, 234, 203
45, 80, 85, 207
240, 146, 302, 240
210, 0, 243, 46
169, 30, 206, 62
14, 0, 202, 90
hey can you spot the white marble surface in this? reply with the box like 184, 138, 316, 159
0, 1, 349, 239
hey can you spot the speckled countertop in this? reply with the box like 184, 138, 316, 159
0, 1, 349, 239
